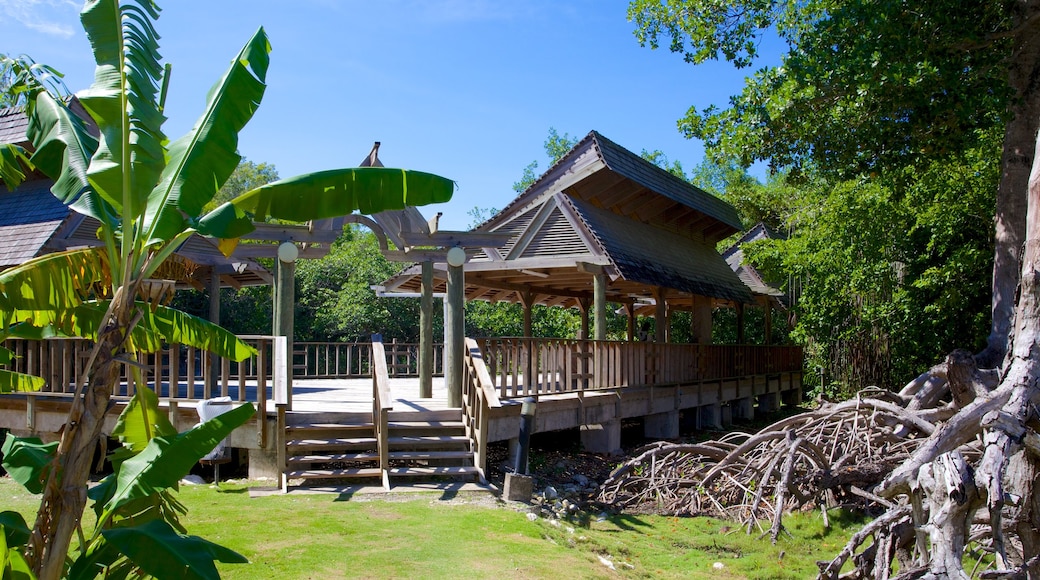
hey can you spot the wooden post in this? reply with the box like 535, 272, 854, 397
736, 302, 746, 344
654, 288, 668, 343
578, 298, 591, 340
691, 294, 712, 344
593, 270, 607, 341
519, 290, 537, 392
419, 260, 434, 398
207, 269, 221, 398
520, 289, 534, 339
275, 248, 296, 410
626, 303, 636, 342
445, 255, 465, 408
763, 297, 773, 344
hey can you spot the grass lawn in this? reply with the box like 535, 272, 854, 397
0, 477, 863, 579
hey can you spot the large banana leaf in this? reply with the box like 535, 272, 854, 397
146, 304, 256, 361
196, 167, 456, 244
77, 0, 166, 219
111, 386, 177, 455
101, 403, 254, 516
103, 519, 247, 580
0, 248, 109, 324
0, 370, 46, 394
0, 144, 32, 191
0, 512, 31, 549
143, 28, 271, 245
0, 531, 36, 580
1, 434, 57, 495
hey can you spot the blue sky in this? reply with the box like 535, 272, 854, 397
1, 0, 778, 231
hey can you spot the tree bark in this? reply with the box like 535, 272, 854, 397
980, 0, 1040, 368
28, 312, 130, 580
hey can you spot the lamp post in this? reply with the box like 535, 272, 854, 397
275, 241, 297, 410
444, 246, 466, 408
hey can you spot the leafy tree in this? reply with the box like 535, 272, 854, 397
295, 227, 427, 342
629, 0, 1039, 367
512, 127, 577, 193
202, 158, 279, 212
0, 1, 453, 577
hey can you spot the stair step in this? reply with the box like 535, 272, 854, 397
286, 468, 382, 479
387, 420, 464, 430
287, 437, 377, 449
388, 450, 473, 461
288, 423, 375, 432
388, 435, 469, 447
288, 452, 379, 464
388, 466, 481, 477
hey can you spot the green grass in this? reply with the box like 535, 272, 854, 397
0, 477, 864, 579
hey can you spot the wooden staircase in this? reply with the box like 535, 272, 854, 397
283, 408, 482, 490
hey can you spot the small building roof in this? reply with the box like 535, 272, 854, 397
0, 105, 270, 287
722, 222, 786, 300
382, 131, 753, 311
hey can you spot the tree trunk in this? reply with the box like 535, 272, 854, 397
979, 0, 1040, 368
28, 316, 128, 580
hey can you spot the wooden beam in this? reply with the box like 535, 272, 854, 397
398, 230, 513, 248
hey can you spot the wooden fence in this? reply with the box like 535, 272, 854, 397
474, 338, 803, 399
2, 336, 280, 404
293, 341, 444, 379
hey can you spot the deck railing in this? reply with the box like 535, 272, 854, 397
461, 338, 501, 481
2, 336, 280, 405
474, 338, 804, 399
293, 341, 444, 379
372, 339, 393, 490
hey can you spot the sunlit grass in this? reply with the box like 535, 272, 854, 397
0, 477, 864, 579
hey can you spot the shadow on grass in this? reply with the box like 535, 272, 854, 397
602, 514, 654, 533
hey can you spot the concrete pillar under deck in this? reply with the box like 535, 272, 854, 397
720, 404, 733, 427
697, 403, 722, 430
643, 410, 679, 440
733, 397, 755, 422
782, 387, 803, 407
757, 392, 780, 415
580, 421, 622, 455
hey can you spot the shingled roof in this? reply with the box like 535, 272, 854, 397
382, 131, 754, 310
0, 106, 29, 145
0, 106, 271, 286
566, 196, 750, 304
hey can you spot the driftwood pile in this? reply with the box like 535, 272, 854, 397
597, 358, 1040, 579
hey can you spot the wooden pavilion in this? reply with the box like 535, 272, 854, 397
381, 130, 757, 344
0, 124, 803, 491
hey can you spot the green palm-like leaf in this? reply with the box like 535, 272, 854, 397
78, 0, 166, 218
0, 531, 36, 580
111, 386, 177, 455
0, 370, 45, 393
143, 27, 271, 245
147, 304, 255, 361
1, 434, 57, 495
196, 167, 455, 242
101, 403, 254, 516
103, 519, 247, 580
0, 513, 30, 550
0, 144, 32, 191
0, 248, 109, 327
24, 92, 112, 226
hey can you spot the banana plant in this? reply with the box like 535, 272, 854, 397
2, 389, 257, 580
0, 1, 454, 578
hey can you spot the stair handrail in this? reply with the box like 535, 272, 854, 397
372, 338, 393, 489
462, 338, 501, 483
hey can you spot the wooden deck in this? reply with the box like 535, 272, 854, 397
288, 377, 452, 413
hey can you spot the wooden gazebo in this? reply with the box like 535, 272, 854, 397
381, 130, 754, 343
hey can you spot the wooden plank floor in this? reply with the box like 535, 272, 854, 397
282, 377, 453, 413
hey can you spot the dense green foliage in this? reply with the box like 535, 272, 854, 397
630, 0, 1010, 391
